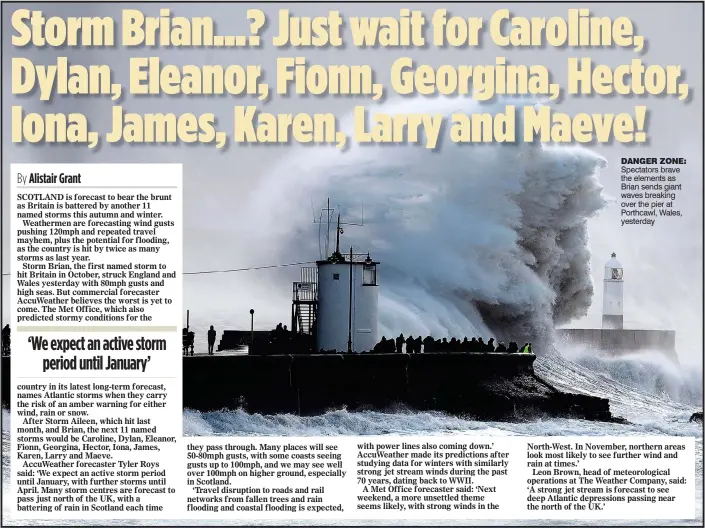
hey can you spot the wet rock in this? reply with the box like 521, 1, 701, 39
689, 411, 703, 423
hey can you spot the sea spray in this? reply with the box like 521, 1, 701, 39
556, 343, 703, 406
235, 98, 607, 346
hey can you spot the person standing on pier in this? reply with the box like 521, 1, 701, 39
406, 335, 415, 354
395, 334, 405, 354
1, 325, 10, 356
208, 325, 217, 355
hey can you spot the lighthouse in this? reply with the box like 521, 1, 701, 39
602, 253, 624, 329
558, 251, 676, 361
314, 213, 379, 353
316, 250, 379, 353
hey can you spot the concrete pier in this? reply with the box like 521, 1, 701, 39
556, 329, 677, 361
1, 356, 8, 406
182, 352, 614, 422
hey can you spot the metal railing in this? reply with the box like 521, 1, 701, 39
293, 281, 318, 302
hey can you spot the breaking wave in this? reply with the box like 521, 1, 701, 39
238, 98, 606, 347
555, 344, 703, 407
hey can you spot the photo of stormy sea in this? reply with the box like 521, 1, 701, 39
3, 98, 702, 526
176, 100, 701, 524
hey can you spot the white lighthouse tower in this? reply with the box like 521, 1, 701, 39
602, 253, 624, 329
315, 215, 379, 353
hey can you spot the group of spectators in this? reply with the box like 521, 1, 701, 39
251, 323, 314, 355
370, 334, 532, 355
252, 323, 535, 356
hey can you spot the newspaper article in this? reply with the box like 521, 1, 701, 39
1, 1, 702, 526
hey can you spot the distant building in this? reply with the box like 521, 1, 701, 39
557, 253, 677, 362
602, 253, 624, 329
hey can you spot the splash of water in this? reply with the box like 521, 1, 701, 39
556, 343, 704, 406
238, 99, 607, 346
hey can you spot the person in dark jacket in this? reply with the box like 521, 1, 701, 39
423, 336, 435, 353
495, 342, 507, 352
405, 335, 415, 354
1, 324, 10, 356
507, 341, 519, 353
207, 325, 217, 355
395, 334, 405, 354
486, 338, 495, 352
387, 338, 395, 354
